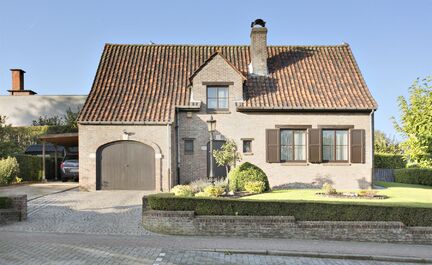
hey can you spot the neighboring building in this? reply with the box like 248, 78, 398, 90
0, 69, 87, 126
78, 19, 377, 191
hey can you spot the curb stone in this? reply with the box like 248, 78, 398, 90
199, 248, 432, 264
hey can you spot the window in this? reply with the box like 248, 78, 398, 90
322, 130, 348, 162
184, 139, 194, 154
280, 130, 306, 161
207, 86, 228, 110
242, 140, 252, 153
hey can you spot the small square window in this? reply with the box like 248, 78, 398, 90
243, 140, 252, 153
184, 139, 194, 154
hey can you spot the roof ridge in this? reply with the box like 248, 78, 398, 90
104, 43, 350, 48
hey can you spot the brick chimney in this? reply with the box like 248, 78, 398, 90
8, 69, 36, 96
249, 19, 268, 76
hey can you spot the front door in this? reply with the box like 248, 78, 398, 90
207, 140, 227, 179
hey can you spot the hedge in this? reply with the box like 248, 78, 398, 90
394, 168, 432, 186
0, 197, 12, 209
374, 153, 406, 169
14, 155, 44, 181
228, 162, 270, 192
145, 193, 432, 227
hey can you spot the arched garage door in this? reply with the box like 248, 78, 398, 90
96, 141, 155, 190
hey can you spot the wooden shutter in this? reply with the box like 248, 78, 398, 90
350, 129, 365, 163
266, 129, 280, 163
308, 128, 321, 163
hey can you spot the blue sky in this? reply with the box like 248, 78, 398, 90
0, 0, 431, 138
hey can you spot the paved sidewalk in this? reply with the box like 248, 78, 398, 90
0, 231, 426, 265
0, 182, 77, 200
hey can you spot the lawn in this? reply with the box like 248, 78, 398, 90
243, 182, 432, 208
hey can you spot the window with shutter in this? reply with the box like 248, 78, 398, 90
266, 129, 280, 163
350, 129, 365, 163
308, 128, 321, 163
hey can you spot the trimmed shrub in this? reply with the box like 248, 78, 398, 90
228, 162, 270, 192
146, 193, 432, 227
171, 185, 193, 197
203, 185, 224, 197
244, 181, 266, 194
394, 168, 432, 186
374, 153, 406, 169
14, 155, 43, 181
0, 157, 20, 185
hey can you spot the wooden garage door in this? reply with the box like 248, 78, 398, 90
96, 141, 155, 190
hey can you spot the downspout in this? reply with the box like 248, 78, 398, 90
370, 109, 375, 185
167, 123, 172, 191
175, 108, 180, 185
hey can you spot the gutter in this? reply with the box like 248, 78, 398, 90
175, 108, 180, 185
167, 123, 171, 191
78, 121, 172, 125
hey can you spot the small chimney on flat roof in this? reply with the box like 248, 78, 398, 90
8, 69, 36, 96
249, 19, 268, 76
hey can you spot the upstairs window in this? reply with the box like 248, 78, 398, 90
322, 130, 348, 162
207, 86, 228, 111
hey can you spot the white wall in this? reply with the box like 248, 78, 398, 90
0, 95, 87, 126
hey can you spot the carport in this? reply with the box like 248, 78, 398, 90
39, 133, 78, 180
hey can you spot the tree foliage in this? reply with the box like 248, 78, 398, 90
374, 130, 401, 154
212, 139, 242, 174
392, 76, 432, 168
32, 107, 79, 129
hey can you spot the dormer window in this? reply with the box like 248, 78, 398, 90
207, 86, 228, 111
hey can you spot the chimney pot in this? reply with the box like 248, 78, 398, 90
250, 19, 268, 76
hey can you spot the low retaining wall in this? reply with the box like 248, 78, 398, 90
0, 195, 27, 223
142, 209, 432, 244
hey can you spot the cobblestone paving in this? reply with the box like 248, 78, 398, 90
0, 239, 420, 265
0, 189, 153, 235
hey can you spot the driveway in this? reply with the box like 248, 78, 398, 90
0, 182, 78, 200
0, 188, 154, 235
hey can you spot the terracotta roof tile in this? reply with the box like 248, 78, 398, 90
78, 44, 377, 123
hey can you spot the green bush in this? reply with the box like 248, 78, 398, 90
0, 197, 12, 209
228, 162, 270, 192
374, 153, 406, 169
244, 181, 266, 194
146, 193, 432, 227
322, 183, 337, 195
0, 157, 20, 185
394, 168, 432, 186
171, 185, 193, 197
203, 185, 224, 197
14, 155, 43, 181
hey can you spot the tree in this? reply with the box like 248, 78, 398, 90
392, 76, 432, 167
0, 116, 21, 158
374, 130, 401, 154
212, 139, 242, 175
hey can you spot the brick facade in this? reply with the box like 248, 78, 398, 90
142, 208, 432, 244
177, 53, 373, 189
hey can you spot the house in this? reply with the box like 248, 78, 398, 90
78, 19, 377, 191
0, 69, 86, 126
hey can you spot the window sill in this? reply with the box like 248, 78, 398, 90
206, 110, 231, 114
281, 162, 309, 166
243, 152, 254, 156
322, 163, 351, 166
